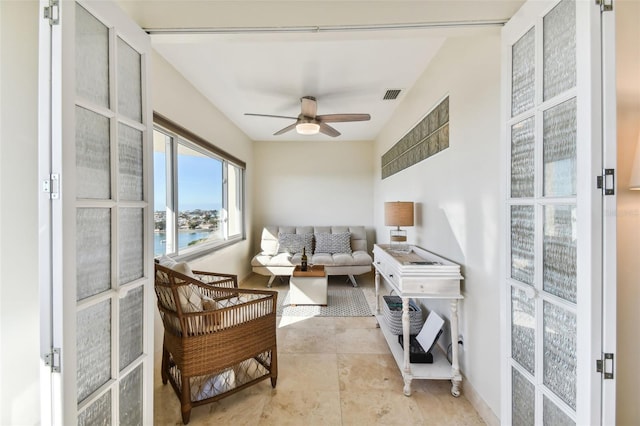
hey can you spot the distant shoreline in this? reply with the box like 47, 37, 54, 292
154, 229, 214, 234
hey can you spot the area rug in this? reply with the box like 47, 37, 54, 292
276, 286, 373, 317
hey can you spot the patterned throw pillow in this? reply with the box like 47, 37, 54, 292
314, 232, 352, 254
277, 233, 313, 254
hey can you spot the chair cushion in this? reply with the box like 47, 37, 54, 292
158, 259, 203, 313
177, 284, 204, 313
173, 261, 195, 277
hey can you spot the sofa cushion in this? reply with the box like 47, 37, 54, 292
314, 232, 352, 254
277, 233, 313, 254
311, 251, 372, 266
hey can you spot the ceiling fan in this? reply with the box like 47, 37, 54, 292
244, 96, 371, 137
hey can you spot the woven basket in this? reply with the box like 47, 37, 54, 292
382, 295, 423, 335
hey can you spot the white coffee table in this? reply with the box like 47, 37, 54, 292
289, 265, 328, 306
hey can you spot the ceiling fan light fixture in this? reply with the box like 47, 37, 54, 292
296, 122, 320, 135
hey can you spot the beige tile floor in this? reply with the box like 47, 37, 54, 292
154, 272, 486, 425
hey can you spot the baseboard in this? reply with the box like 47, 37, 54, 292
462, 375, 499, 426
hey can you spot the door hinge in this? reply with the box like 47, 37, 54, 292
42, 173, 60, 199
43, 0, 60, 25
596, 0, 613, 12
596, 169, 615, 195
44, 347, 61, 373
596, 353, 614, 379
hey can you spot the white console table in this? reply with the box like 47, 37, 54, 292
373, 244, 464, 397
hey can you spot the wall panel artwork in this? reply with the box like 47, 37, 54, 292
381, 97, 449, 179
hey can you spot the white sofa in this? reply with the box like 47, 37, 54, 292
251, 226, 372, 287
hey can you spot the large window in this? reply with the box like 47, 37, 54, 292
153, 114, 245, 257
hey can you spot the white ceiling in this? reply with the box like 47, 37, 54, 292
118, 1, 527, 142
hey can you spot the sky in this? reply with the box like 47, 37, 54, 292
154, 151, 223, 212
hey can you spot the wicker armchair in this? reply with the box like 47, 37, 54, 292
154, 263, 278, 424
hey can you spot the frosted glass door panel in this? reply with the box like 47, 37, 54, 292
511, 287, 535, 374
511, 117, 535, 198
511, 205, 535, 285
119, 208, 144, 285
78, 392, 111, 426
543, 301, 577, 410
76, 106, 111, 200
118, 38, 142, 122
544, 395, 575, 426
543, 0, 576, 101
119, 365, 143, 426
543, 205, 577, 303
543, 99, 577, 197
119, 286, 143, 370
119, 124, 143, 201
77, 300, 112, 403
75, 4, 109, 107
50, 1, 151, 423
512, 368, 535, 426
511, 28, 535, 117
76, 208, 111, 301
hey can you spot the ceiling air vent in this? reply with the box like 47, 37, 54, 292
383, 89, 402, 100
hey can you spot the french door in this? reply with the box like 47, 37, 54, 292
38, 0, 154, 424
502, 0, 616, 425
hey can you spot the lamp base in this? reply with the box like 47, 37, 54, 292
389, 229, 410, 252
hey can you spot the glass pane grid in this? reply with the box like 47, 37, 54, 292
511, 287, 535, 374
78, 390, 112, 426
511, 28, 536, 117
77, 300, 112, 403
119, 364, 143, 426
543, 393, 576, 426
118, 123, 144, 201
119, 286, 144, 371
76, 106, 111, 200
117, 37, 143, 122
543, 98, 577, 197
75, 4, 109, 108
77, 208, 111, 301
543, 300, 577, 410
543, 0, 576, 101
511, 205, 535, 285
118, 208, 144, 285
543, 205, 577, 303
510, 117, 535, 198
512, 367, 535, 426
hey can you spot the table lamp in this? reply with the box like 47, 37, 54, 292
384, 201, 414, 250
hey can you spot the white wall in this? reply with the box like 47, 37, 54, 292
252, 139, 375, 251
615, 1, 640, 423
151, 51, 256, 353
0, 1, 41, 424
373, 34, 502, 421
152, 50, 255, 279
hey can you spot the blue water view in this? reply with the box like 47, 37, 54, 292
154, 230, 215, 256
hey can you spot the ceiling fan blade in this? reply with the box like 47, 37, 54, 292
300, 96, 317, 118
273, 122, 298, 136
245, 113, 297, 120
316, 113, 371, 123
319, 123, 341, 137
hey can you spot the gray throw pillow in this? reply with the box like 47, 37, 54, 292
277, 233, 313, 254
315, 232, 352, 254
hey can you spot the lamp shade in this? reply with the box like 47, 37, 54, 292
384, 202, 414, 227
630, 131, 640, 190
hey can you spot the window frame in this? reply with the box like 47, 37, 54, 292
153, 112, 246, 259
